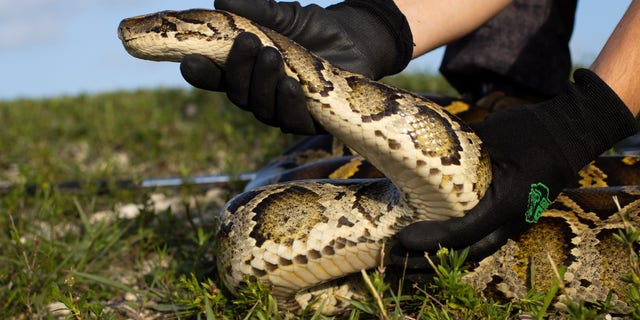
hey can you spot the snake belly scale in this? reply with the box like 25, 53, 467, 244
118, 9, 491, 312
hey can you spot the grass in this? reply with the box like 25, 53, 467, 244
0, 86, 292, 319
0, 72, 639, 319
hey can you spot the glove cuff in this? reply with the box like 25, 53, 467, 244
332, 0, 414, 78
528, 68, 639, 173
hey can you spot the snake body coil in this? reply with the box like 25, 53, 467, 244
119, 9, 490, 312
119, 9, 640, 315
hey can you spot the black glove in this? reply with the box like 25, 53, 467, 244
390, 69, 639, 270
180, 0, 413, 134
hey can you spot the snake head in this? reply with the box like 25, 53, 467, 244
118, 9, 242, 64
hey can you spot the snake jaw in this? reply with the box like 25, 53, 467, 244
118, 12, 178, 62
118, 9, 241, 63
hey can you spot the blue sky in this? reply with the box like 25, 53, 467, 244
0, 0, 631, 100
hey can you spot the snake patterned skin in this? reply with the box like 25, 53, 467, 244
262, 135, 640, 313
118, 9, 640, 315
119, 9, 491, 313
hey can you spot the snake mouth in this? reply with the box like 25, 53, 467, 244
118, 14, 204, 63
117, 23, 131, 42
118, 11, 171, 43
117, 18, 145, 43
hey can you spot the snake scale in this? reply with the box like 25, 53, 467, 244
119, 9, 640, 315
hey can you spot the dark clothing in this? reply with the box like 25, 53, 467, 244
440, 0, 578, 101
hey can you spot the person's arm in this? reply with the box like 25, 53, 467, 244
590, 0, 640, 116
394, 0, 512, 57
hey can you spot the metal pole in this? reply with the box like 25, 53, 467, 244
0, 172, 258, 196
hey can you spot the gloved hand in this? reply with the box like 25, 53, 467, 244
389, 69, 639, 270
180, 0, 413, 134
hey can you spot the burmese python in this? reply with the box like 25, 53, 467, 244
118, 9, 640, 314
258, 135, 640, 313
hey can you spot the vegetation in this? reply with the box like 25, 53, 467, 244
0, 72, 638, 319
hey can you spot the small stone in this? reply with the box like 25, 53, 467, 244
124, 292, 137, 302
117, 204, 141, 219
47, 301, 71, 317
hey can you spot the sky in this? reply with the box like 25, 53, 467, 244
0, 0, 632, 100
